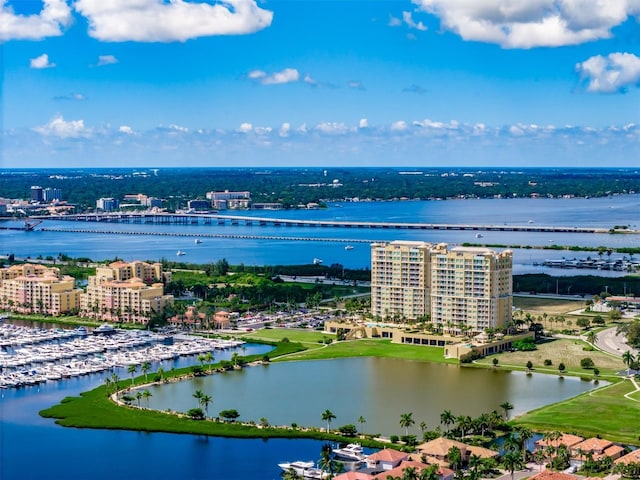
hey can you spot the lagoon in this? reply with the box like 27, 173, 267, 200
144, 357, 598, 436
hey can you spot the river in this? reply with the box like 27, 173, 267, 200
3, 196, 640, 277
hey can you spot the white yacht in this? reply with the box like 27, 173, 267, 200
332, 443, 367, 462
194, 239, 202, 244
344, 245, 354, 250
278, 461, 329, 479
313, 258, 323, 265
176, 250, 186, 256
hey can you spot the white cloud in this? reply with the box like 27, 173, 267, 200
388, 15, 402, 27
402, 11, 427, 31
74, 0, 273, 42
248, 67, 299, 85
303, 74, 317, 86
248, 70, 266, 80
413, 0, 640, 48
54, 92, 86, 101
390, 120, 408, 131
30, 53, 55, 69
168, 124, 188, 132
359, 118, 369, 129
238, 122, 253, 133
0, 0, 71, 41
119, 125, 134, 134
348, 80, 365, 90
576, 52, 640, 93
279, 123, 291, 137
314, 122, 350, 135
33, 114, 91, 138
97, 55, 118, 66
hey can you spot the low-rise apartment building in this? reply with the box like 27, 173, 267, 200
0, 264, 81, 315
80, 261, 173, 324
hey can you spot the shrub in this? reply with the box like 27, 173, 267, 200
401, 435, 417, 446
544, 359, 553, 366
460, 349, 483, 363
581, 357, 595, 369
219, 409, 240, 421
390, 435, 399, 443
512, 337, 537, 351
187, 408, 205, 420
190, 365, 205, 376
338, 424, 358, 436
280, 337, 290, 343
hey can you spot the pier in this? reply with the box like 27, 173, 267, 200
31, 212, 618, 234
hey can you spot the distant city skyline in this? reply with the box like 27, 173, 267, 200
2, 0, 639, 167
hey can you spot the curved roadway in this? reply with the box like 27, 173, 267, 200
595, 326, 638, 357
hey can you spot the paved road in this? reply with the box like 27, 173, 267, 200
595, 326, 638, 357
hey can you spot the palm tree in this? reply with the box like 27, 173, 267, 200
502, 451, 524, 480
440, 409, 455, 433
400, 412, 415, 436
514, 426, 533, 463
110, 373, 120, 391
401, 466, 418, 480
468, 454, 483, 476
321, 409, 336, 433
447, 446, 462, 471
200, 394, 212, 418
204, 351, 214, 372
533, 448, 546, 472
586, 330, 597, 345
104, 377, 112, 396
157, 367, 165, 382
141, 361, 151, 382
623, 350, 635, 375
135, 390, 143, 407
419, 464, 440, 480
127, 364, 137, 385
419, 421, 427, 436
318, 443, 339, 478
142, 389, 152, 408
231, 352, 239, 367
500, 401, 514, 421
358, 415, 366, 434
193, 389, 204, 408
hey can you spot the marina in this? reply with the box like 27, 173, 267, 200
0, 323, 243, 389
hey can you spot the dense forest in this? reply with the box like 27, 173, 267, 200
2, 167, 639, 212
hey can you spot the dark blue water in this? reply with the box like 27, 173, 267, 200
3, 197, 640, 276
1, 342, 330, 480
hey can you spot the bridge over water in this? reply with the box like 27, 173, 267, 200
32, 212, 616, 234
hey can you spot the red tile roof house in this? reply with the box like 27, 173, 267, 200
614, 449, 640, 466
372, 461, 455, 480
534, 433, 584, 452
527, 470, 579, 480
365, 448, 409, 471
570, 437, 624, 463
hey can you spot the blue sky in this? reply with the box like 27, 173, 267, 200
1, 0, 639, 167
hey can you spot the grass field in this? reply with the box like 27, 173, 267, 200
240, 328, 332, 345
277, 338, 458, 364
515, 380, 640, 444
476, 338, 624, 376
513, 296, 585, 314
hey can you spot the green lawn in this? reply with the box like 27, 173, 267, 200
241, 328, 332, 344
514, 380, 640, 444
277, 338, 457, 364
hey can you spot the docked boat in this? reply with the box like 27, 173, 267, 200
74, 326, 88, 337
278, 461, 329, 479
93, 324, 116, 335
176, 250, 186, 256
332, 443, 367, 462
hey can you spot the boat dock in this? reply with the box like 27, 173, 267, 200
0, 324, 243, 389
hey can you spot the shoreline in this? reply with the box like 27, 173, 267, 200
38, 335, 636, 445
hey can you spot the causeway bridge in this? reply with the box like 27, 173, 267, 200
31, 212, 615, 234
